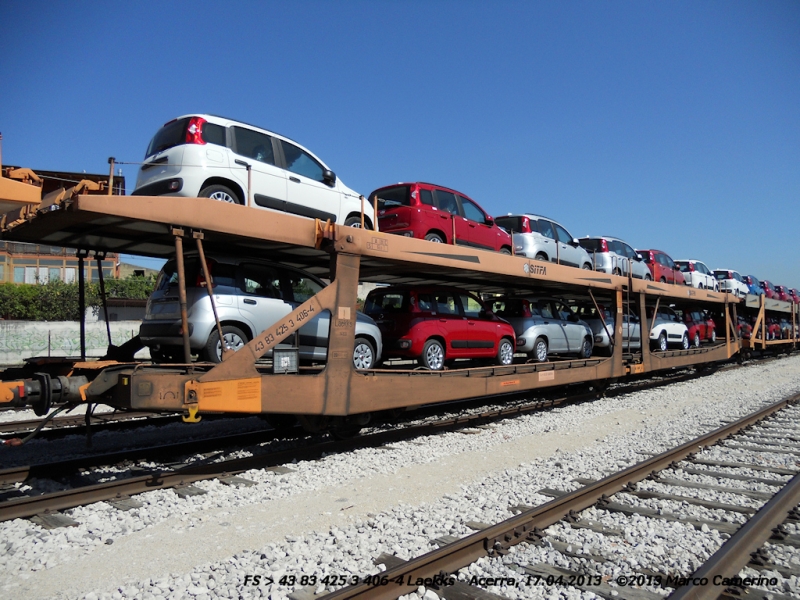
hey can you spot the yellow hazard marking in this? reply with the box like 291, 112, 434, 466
182, 404, 201, 423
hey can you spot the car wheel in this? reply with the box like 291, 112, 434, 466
534, 252, 547, 261
693, 332, 700, 348
711, 329, 716, 343
644, 274, 652, 281
495, 338, 514, 365
612, 268, 622, 276
344, 216, 368, 228
580, 337, 592, 358
420, 339, 445, 370
582, 263, 592, 270
660, 277, 666, 283
656, 331, 668, 352
353, 337, 375, 370
499, 247, 512, 255
682, 333, 690, 350
199, 184, 240, 204
424, 232, 444, 243
204, 325, 248, 363
530, 337, 548, 362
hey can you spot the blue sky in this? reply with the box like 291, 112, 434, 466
2, 1, 799, 287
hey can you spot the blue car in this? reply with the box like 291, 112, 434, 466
742, 275, 765, 296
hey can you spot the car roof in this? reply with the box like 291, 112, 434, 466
371, 182, 473, 197
502, 213, 568, 226
367, 285, 479, 294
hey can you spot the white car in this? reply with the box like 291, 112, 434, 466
133, 114, 373, 228
646, 306, 690, 351
713, 269, 749, 298
674, 259, 719, 291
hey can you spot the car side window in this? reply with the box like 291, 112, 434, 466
459, 294, 483, 318
240, 263, 282, 298
419, 189, 434, 206
539, 300, 555, 319
459, 197, 486, 224
622, 243, 636, 259
417, 293, 434, 311
554, 224, 573, 244
434, 191, 460, 216
285, 273, 324, 303
202, 123, 226, 147
538, 220, 556, 240
435, 292, 459, 315
554, 301, 573, 321
232, 127, 275, 165
280, 140, 325, 182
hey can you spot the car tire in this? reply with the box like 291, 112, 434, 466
199, 184, 240, 204
344, 216, 366, 228
711, 329, 716, 343
693, 332, 700, 348
682, 333, 690, 350
203, 325, 248, 363
534, 253, 547, 261
495, 338, 514, 366
499, 247, 512, 255
644, 274, 652, 281
655, 331, 667, 352
660, 277, 666, 283
419, 339, 445, 370
582, 263, 592, 270
580, 337, 592, 358
612, 268, 622, 276
424, 232, 444, 243
353, 337, 375, 370
530, 337, 548, 362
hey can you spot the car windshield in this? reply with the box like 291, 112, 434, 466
713, 271, 728, 280
676, 262, 691, 273
494, 216, 524, 234
364, 292, 408, 314
146, 118, 191, 158
371, 186, 410, 210
578, 239, 603, 252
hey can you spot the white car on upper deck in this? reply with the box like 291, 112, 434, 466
133, 114, 373, 228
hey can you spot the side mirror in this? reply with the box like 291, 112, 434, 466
567, 313, 579, 323
636, 253, 644, 261
485, 216, 494, 226
570, 238, 580, 246
322, 169, 336, 187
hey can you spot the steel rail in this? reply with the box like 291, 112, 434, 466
318, 392, 800, 600
0, 365, 751, 522
669, 471, 800, 600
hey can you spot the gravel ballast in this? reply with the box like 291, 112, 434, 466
2, 355, 800, 599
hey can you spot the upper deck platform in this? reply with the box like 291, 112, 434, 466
1, 189, 732, 303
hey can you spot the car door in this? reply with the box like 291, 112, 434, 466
662, 253, 678, 284
536, 299, 569, 352
458, 293, 495, 356
554, 300, 583, 350
624, 310, 642, 349
236, 262, 292, 347
536, 220, 558, 261
279, 139, 341, 222
433, 190, 470, 245
458, 196, 495, 251
231, 126, 288, 209
433, 290, 470, 357
553, 223, 578, 267
622, 242, 646, 278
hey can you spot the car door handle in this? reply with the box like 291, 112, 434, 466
439, 318, 447, 323
289, 176, 301, 183
243, 299, 257, 305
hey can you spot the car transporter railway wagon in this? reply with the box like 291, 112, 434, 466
0, 168, 797, 436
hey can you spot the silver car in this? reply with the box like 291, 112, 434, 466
573, 304, 642, 354
578, 236, 652, 280
489, 297, 593, 362
495, 214, 593, 269
140, 254, 382, 368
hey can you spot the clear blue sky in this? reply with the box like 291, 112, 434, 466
2, 1, 799, 287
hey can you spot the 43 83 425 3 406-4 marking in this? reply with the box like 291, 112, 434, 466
254, 305, 317, 352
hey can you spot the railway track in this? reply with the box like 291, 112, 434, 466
0, 364, 733, 525
315, 392, 800, 600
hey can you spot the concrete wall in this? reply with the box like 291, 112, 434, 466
0, 320, 148, 364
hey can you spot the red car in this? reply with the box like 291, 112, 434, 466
635, 249, 686, 285
773, 285, 791, 302
790, 288, 800, 304
737, 316, 752, 340
363, 286, 516, 370
760, 279, 777, 299
752, 316, 781, 340
370, 183, 512, 254
681, 309, 716, 346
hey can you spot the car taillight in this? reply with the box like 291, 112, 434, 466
521, 217, 531, 233
599, 239, 609, 252
185, 116, 208, 145
646, 251, 654, 263
195, 259, 216, 287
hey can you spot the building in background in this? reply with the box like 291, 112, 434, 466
0, 167, 125, 284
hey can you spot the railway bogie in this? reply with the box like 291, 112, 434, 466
0, 170, 797, 432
